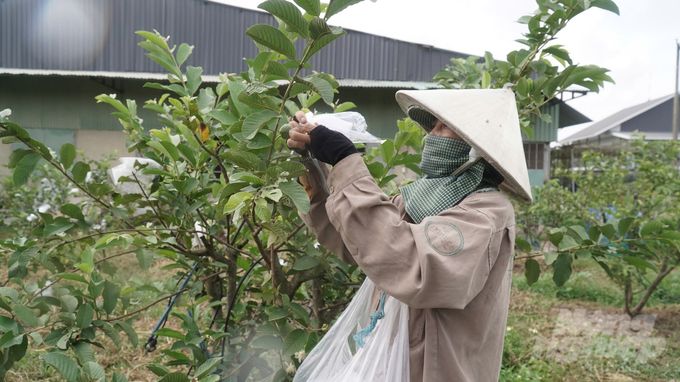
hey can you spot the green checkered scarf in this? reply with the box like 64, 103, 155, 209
401, 134, 501, 224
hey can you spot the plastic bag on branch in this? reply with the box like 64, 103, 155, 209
303, 112, 384, 144
294, 278, 410, 382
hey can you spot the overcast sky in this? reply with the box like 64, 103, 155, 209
213, 0, 680, 124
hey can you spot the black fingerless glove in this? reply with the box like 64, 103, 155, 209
308, 125, 358, 166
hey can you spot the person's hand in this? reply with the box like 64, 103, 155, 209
286, 110, 318, 150
286, 110, 359, 166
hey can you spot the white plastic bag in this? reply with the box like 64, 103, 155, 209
304, 112, 384, 144
294, 278, 410, 382
108, 157, 161, 194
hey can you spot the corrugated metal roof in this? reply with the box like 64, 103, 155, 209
560, 94, 674, 144
0, 68, 441, 89
0, 0, 465, 82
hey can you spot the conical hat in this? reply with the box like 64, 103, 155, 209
395, 88, 533, 204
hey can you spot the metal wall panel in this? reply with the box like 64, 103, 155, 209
0, 0, 464, 81
526, 102, 560, 143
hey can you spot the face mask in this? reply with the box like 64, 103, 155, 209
419, 134, 471, 178
400, 134, 488, 223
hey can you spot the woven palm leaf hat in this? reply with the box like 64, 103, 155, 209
395, 88, 533, 204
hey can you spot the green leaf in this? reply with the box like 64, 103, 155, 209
54, 273, 88, 284
102, 281, 119, 315
590, 0, 619, 14
623, 256, 657, 273
246, 24, 297, 61
263, 61, 292, 80
294, 0, 321, 16
112, 372, 129, 382
114, 320, 138, 346
221, 150, 266, 172
279, 180, 310, 214
482, 71, 491, 89
13, 153, 41, 187
60, 204, 84, 220
285, 301, 310, 326
73, 342, 95, 364
144, 52, 183, 79
242, 110, 280, 140
13, 305, 38, 327
552, 253, 573, 287
568, 225, 589, 241
8, 148, 33, 169
515, 237, 532, 252
94, 321, 120, 345
148, 140, 179, 162
186, 66, 203, 95
83, 361, 106, 382
136, 31, 170, 51
155, 328, 185, 340
59, 143, 76, 170
308, 29, 346, 59
587, 226, 601, 242
379, 139, 395, 164
251, 335, 283, 349
617, 217, 635, 236
558, 235, 579, 250
76, 304, 94, 329
0, 331, 23, 349
640, 220, 664, 236
44, 221, 75, 238
543, 46, 573, 65
259, 0, 309, 38
292, 255, 319, 271
309, 16, 332, 39
225, 192, 253, 213
0, 287, 20, 303
325, 0, 363, 20
176, 43, 194, 66
81, 248, 95, 271
335, 101, 356, 113
146, 364, 171, 377
600, 223, 616, 240
71, 161, 91, 184
194, 357, 223, 379
40, 353, 80, 382
282, 329, 308, 356
136, 249, 155, 270
525, 259, 540, 286
294, 75, 334, 104
158, 372, 191, 382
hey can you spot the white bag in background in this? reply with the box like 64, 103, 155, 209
293, 278, 410, 382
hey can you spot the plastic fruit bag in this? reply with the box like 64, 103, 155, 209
303, 112, 384, 144
293, 278, 410, 382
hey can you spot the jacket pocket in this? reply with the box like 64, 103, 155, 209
408, 308, 426, 347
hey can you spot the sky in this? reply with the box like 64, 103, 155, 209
212, 0, 680, 127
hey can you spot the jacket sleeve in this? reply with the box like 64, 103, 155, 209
298, 158, 357, 265
324, 153, 502, 310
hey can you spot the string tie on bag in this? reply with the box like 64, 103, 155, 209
353, 292, 387, 348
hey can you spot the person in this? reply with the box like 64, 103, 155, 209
286, 88, 532, 382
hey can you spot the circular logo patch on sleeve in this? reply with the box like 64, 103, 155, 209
424, 221, 464, 256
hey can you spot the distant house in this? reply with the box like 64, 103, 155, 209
559, 94, 675, 147
0, 0, 589, 185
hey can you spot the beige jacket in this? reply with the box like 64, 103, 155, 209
300, 153, 516, 382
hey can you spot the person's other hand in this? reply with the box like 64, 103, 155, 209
287, 110, 317, 150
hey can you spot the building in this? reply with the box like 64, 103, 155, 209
559, 94, 675, 147
0, 0, 589, 185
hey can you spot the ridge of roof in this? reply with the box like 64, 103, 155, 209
559, 94, 675, 144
